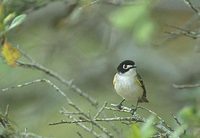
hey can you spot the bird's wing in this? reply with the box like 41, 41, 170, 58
113, 74, 117, 86
136, 73, 149, 103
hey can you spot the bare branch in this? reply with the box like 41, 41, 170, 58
164, 25, 200, 39
173, 83, 200, 89
184, 0, 199, 14
49, 116, 144, 125
94, 102, 107, 119
16, 60, 98, 106
4, 105, 9, 117
76, 132, 83, 138
106, 104, 174, 136
1, 79, 113, 137
173, 115, 186, 135
68, 115, 101, 138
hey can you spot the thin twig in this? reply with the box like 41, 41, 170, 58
49, 116, 144, 125
106, 104, 174, 136
77, 132, 83, 138
4, 105, 9, 117
1, 79, 110, 137
67, 115, 101, 138
173, 83, 200, 89
137, 106, 174, 132
16, 61, 98, 106
94, 102, 107, 119
184, 0, 199, 14
173, 115, 186, 135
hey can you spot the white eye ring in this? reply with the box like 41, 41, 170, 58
123, 64, 128, 69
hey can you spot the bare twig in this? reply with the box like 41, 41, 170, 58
49, 116, 144, 125
14, 46, 98, 106
94, 102, 107, 119
60, 111, 83, 115
184, 0, 199, 14
164, 25, 200, 39
1, 79, 112, 137
173, 83, 200, 89
173, 115, 181, 126
137, 106, 174, 132
4, 105, 9, 117
67, 115, 101, 138
16, 61, 98, 106
173, 115, 186, 135
106, 104, 174, 136
77, 132, 83, 138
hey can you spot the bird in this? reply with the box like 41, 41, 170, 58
113, 60, 148, 113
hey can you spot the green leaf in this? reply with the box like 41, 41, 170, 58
8, 14, 26, 30
134, 20, 155, 44
109, 5, 147, 29
128, 124, 141, 138
3, 13, 16, 25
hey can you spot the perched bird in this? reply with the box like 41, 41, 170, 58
113, 60, 148, 112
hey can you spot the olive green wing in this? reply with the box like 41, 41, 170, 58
136, 73, 149, 103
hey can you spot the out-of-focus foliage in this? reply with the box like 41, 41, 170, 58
0, 1, 27, 35
0, 1, 25, 66
109, 0, 156, 44
0, 108, 46, 138
0, 0, 200, 137
127, 116, 155, 138
0, 111, 16, 138
2, 0, 55, 14
177, 105, 200, 138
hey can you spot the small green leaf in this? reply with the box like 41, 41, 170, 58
3, 13, 16, 25
8, 14, 26, 30
128, 124, 141, 138
134, 20, 155, 44
109, 5, 147, 29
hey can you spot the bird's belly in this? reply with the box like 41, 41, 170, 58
114, 77, 143, 101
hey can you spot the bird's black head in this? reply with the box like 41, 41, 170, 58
117, 60, 136, 73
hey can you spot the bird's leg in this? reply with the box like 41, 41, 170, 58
131, 99, 139, 115
116, 99, 125, 110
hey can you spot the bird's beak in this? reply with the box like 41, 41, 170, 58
133, 65, 136, 68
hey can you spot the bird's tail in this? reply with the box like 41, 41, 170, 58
139, 96, 149, 103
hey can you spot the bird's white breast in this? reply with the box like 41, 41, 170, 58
113, 70, 143, 101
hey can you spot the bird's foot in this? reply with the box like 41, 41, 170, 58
130, 107, 137, 115
116, 103, 123, 110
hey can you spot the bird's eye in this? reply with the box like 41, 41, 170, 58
123, 64, 128, 69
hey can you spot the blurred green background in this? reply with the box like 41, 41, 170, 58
0, 0, 200, 137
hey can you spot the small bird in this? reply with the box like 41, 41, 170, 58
113, 60, 148, 112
